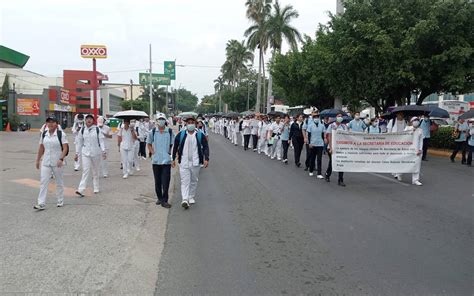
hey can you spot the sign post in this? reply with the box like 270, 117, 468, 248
80, 45, 107, 121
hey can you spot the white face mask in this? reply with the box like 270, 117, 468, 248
412, 121, 420, 128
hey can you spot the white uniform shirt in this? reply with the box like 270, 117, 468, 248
118, 126, 134, 151
40, 129, 68, 167
181, 131, 200, 168
268, 122, 284, 137
405, 126, 423, 152
250, 119, 259, 135
77, 125, 105, 157
388, 119, 407, 133
137, 122, 148, 142
99, 125, 111, 150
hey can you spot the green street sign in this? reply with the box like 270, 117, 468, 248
139, 73, 171, 86
164, 61, 176, 80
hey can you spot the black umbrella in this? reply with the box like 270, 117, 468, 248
267, 111, 286, 117
381, 112, 394, 120
427, 105, 449, 118
391, 105, 429, 117
458, 109, 474, 120
320, 109, 348, 118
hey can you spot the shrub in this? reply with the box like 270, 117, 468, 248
8, 114, 21, 131
431, 126, 456, 150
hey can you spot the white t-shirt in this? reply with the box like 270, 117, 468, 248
118, 126, 134, 151
181, 132, 200, 168
39, 129, 69, 167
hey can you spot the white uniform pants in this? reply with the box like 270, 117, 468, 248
258, 137, 267, 155
78, 155, 100, 192
133, 141, 140, 170
241, 133, 245, 147
74, 142, 81, 170
395, 156, 421, 183
101, 149, 109, 177
121, 149, 134, 175
38, 165, 64, 206
179, 166, 200, 202
232, 131, 239, 145
270, 138, 282, 159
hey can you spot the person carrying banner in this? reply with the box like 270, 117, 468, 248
325, 113, 347, 186
403, 117, 423, 186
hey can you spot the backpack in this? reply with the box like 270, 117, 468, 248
42, 130, 69, 156
178, 130, 203, 146
81, 126, 101, 147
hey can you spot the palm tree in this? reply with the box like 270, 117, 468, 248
245, 0, 272, 112
214, 76, 225, 112
222, 40, 254, 91
265, 0, 302, 111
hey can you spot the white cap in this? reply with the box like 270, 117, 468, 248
410, 117, 420, 122
157, 113, 166, 120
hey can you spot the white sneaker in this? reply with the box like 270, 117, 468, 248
123, 174, 128, 179
33, 204, 45, 210
94, 189, 99, 194
141, 157, 146, 160
129, 171, 134, 176
271, 156, 275, 160
103, 175, 108, 178
396, 175, 402, 181
136, 168, 141, 172
57, 202, 64, 207
317, 175, 324, 179
189, 198, 196, 205
309, 172, 314, 177
413, 181, 423, 186
277, 158, 282, 161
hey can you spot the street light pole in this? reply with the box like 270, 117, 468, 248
149, 44, 153, 118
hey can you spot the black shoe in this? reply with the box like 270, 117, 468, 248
462, 161, 466, 165
161, 202, 171, 208
450, 157, 455, 163
296, 163, 301, 167
422, 158, 427, 161
156, 200, 162, 205
75, 191, 84, 197
325, 175, 330, 182
338, 181, 346, 187
304, 167, 309, 171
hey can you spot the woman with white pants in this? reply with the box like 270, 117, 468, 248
98, 116, 112, 178
118, 120, 137, 179
403, 117, 424, 186
34, 116, 69, 210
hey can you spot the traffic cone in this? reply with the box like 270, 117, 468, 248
5, 122, 11, 132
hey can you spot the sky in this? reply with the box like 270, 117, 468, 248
0, 0, 335, 98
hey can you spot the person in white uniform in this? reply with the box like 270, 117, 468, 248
403, 117, 424, 186
172, 115, 210, 210
232, 117, 239, 146
97, 116, 112, 178
242, 117, 252, 150
250, 115, 259, 151
118, 119, 138, 179
131, 120, 141, 172
258, 115, 269, 155
72, 114, 84, 171
75, 114, 106, 197
387, 112, 407, 181
267, 115, 284, 160
34, 116, 69, 210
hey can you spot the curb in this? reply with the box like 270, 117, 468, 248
428, 148, 462, 160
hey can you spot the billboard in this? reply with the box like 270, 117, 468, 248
17, 98, 40, 116
164, 61, 176, 80
80, 45, 107, 59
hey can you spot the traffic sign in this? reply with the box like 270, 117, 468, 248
164, 61, 176, 80
139, 73, 171, 86
81, 45, 107, 59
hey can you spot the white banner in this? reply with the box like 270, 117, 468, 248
331, 131, 421, 173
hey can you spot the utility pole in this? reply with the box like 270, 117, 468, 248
130, 79, 133, 110
149, 44, 153, 118
247, 80, 250, 111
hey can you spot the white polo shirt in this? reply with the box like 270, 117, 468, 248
40, 129, 68, 167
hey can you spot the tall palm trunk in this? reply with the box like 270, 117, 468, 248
266, 51, 275, 113
255, 47, 262, 112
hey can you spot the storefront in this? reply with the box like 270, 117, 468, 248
46, 88, 75, 128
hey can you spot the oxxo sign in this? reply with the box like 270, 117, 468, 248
80, 45, 107, 59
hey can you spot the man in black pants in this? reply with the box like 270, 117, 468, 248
324, 113, 348, 187
146, 113, 174, 208
289, 114, 305, 167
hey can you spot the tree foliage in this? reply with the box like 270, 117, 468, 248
271, 0, 474, 113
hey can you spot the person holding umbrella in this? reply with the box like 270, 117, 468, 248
420, 115, 432, 161
117, 119, 137, 179
172, 115, 210, 209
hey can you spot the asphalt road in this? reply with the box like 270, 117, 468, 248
156, 132, 473, 295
